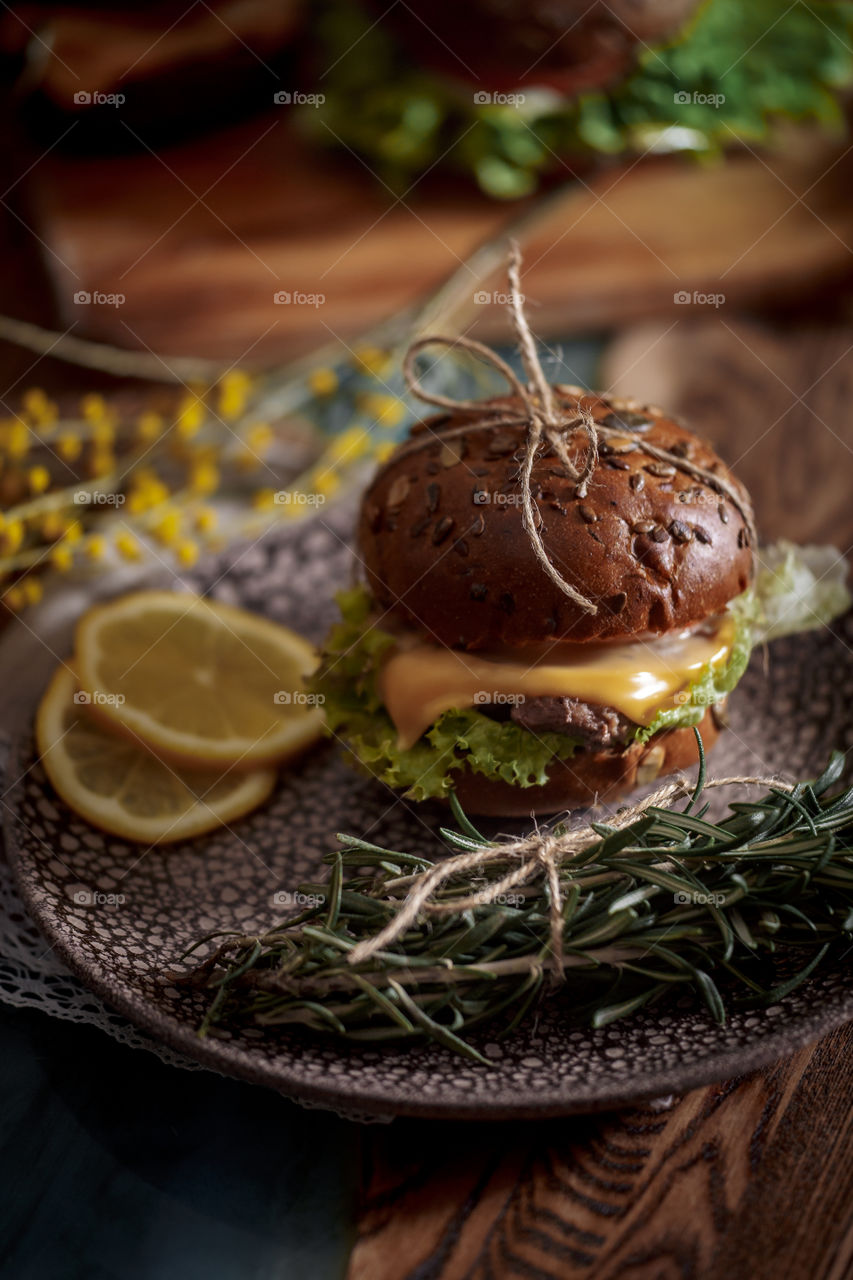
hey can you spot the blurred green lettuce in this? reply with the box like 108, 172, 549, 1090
307, 0, 853, 197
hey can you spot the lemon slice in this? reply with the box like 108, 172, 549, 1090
37, 665, 277, 844
74, 590, 323, 767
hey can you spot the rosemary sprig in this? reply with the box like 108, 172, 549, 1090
177, 750, 853, 1064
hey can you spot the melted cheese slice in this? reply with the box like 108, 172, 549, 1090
380, 618, 734, 749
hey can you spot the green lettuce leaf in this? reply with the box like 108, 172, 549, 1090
313, 541, 850, 797
310, 587, 579, 801
750, 541, 851, 642
633, 605, 753, 743
635, 541, 850, 741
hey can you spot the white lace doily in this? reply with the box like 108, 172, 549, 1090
0, 745, 208, 1073
0, 553, 392, 1122
0, 563, 213, 1075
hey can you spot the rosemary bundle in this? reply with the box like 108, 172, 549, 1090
180, 745, 853, 1065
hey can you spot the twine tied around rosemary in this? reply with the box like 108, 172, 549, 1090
347, 771, 792, 979
402, 241, 757, 618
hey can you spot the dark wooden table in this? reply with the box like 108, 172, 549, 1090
350, 1022, 853, 1279
1, 112, 852, 1280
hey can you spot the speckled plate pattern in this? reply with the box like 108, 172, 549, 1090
5, 515, 853, 1119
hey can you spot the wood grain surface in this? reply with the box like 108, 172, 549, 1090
349, 1021, 853, 1280
22, 115, 853, 362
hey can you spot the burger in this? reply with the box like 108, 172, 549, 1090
313, 381, 766, 816
364, 0, 701, 99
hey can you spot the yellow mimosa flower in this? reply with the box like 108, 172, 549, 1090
22, 576, 43, 605
115, 530, 142, 561
176, 539, 199, 566
136, 411, 163, 444
50, 544, 74, 572
57, 432, 82, 462
218, 370, 252, 420
194, 506, 218, 533
308, 367, 339, 397
28, 465, 51, 495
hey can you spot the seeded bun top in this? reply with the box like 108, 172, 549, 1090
358, 386, 755, 650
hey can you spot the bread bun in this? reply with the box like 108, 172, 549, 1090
450, 709, 721, 817
358, 388, 754, 650
368, 0, 700, 99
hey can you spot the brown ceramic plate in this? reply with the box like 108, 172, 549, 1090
5, 516, 853, 1120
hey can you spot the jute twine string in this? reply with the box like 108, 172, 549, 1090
363, 244, 767, 980
347, 773, 792, 977
402, 242, 756, 617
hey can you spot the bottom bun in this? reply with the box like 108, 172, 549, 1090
450, 710, 721, 818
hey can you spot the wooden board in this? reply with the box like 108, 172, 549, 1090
349, 1022, 853, 1280
24, 116, 853, 364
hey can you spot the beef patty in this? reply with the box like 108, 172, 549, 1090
510, 695, 635, 748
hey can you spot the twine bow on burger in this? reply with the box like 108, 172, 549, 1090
402, 242, 757, 618
358, 245, 765, 982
